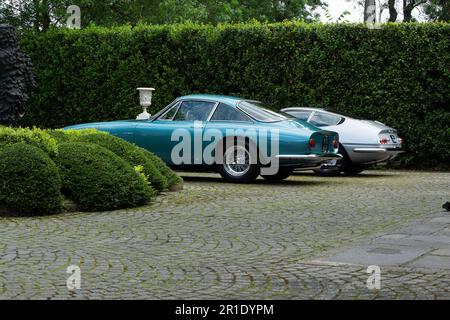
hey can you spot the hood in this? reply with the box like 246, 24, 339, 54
64, 120, 137, 130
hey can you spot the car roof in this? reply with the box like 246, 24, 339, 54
178, 94, 248, 106
283, 107, 350, 120
282, 107, 325, 112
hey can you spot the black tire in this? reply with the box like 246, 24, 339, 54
343, 165, 366, 176
313, 144, 346, 176
338, 145, 366, 176
217, 139, 260, 183
313, 166, 341, 176
261, 168, 294, 181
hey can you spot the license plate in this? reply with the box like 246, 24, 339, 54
380, 132, 400, 145
322, 136, 329, 153
390, 134, 398, 144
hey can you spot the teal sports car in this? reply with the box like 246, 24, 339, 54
65, 94, 341, 182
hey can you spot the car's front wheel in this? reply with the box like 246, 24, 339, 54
218, 143, 260, 183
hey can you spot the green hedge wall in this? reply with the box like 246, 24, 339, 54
19, 22, 450, 168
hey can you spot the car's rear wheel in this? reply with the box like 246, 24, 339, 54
313, 145, 346, 176
261, 168, 294, 181
218, 142, 260, 183
343, 164, 366, 176
313, 164, 341, 176
337, 146, 367, 175
314, 144, 367, 176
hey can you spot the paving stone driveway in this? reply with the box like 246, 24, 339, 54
0, 170, 449, 299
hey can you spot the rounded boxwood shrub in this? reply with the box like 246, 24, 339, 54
0, 143, 63, 215
0, 126, 58, 157
46, 128, 72, 143
50, 129, 171, 192
55, 142, 155, 211
69, 131, 169, 192
139, 148, 183, 190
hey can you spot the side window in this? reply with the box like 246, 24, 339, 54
159, 102, 180, 120
211, 103, 251, 122
309, 112, 343, 127
173, 101, 216, 121
288, 111, 312, 121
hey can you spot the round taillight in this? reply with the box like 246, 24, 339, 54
309, 138, 316, 148
333, 139, 339, 149
380, 138, 389, 145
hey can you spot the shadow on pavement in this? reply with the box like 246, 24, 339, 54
293, 172, 397, 179
180, 175, 327, 186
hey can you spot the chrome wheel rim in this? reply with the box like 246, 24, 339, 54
223, 145, 251, 177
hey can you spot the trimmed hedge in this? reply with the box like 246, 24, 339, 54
140, 148, 184, 189
55, 142, 155, 211
0, 127, 182, 215
19, 22, 450, 168
0, 126, 58, 157
50, 129, 170, 191
0, 144, 63, 215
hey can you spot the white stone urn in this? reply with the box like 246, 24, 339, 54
136, 87, 155, 120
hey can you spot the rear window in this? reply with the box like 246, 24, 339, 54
309, 112, 344, 127
238, 101, 294, 123
287, 111, 312, 121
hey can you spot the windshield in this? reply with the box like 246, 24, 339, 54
238, 101, 295, 123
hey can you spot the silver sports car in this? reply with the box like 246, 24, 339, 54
281, 107, 404, 175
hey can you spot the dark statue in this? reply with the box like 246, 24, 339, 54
0, 25, 36, 125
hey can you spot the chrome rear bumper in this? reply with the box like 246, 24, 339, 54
275, 154, 343, 161
353, 147, 404, 153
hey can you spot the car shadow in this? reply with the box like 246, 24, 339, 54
180, 175, 327, 186
293, 171, 396, 179
257, 179, 326, 187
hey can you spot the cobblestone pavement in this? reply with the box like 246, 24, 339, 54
0, 170, 449, 299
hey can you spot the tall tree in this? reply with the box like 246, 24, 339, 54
357, 0, 388, 22
423, 0, 450, 21
388, 0, 398, 21
1, 0, 82, 31
403, 0, 428, 22
364, 0, 377, 23
0, 0, 325, 32
357, 0, 439, 22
